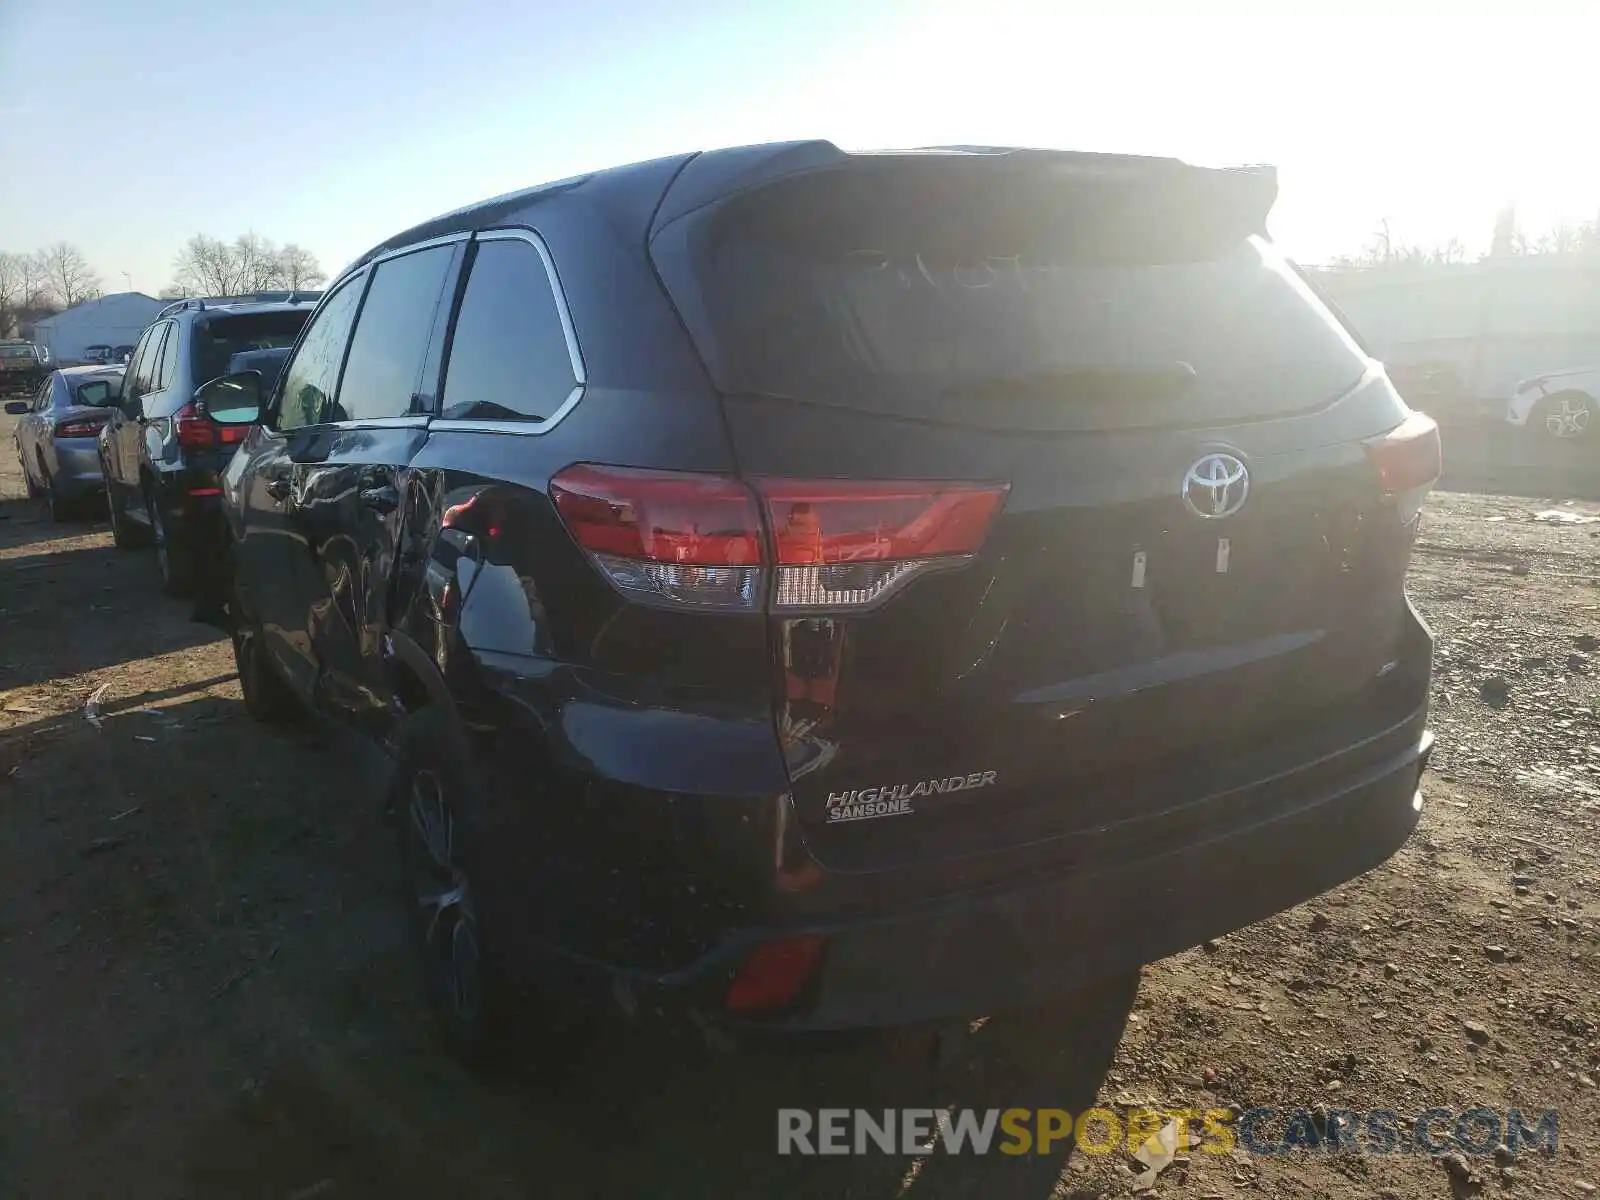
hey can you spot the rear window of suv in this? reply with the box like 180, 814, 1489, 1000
0, 346, 35, 359
190, 311, 312, 388
668, 160, 1370, 431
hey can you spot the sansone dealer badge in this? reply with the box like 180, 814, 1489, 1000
825, 770, 998, 824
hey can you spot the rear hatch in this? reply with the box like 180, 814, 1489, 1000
649, 147, 1433, 873
185, 311, 310, 469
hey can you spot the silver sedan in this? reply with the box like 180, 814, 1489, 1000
6, 365, 124, 520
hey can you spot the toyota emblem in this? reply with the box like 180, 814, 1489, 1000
1181, 452, 1249, 519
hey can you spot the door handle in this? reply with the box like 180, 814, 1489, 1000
359, 484, 399, 514
264, 477, 291, 502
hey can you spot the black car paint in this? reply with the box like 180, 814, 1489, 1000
222, 142, 1433, 1029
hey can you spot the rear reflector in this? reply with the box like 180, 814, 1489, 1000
1364, 411, 1441, 522
549, 465, 1009, 613
54, 419, 105, 438
724, 934, 826, 1015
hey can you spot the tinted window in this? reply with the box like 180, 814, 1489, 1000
336, 246, 454, 422
192, 311, 312, 388
440, 238, 577, 422
155, 323, 179, 390
275, 278, 365, 432
677, 163, 1368, 432
123, 328, 159, 407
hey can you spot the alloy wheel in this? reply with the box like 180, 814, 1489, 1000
1544, 395, 1592, 439
404, 768, 482, 1023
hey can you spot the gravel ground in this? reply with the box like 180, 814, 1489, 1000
1, 411, 1597, 1199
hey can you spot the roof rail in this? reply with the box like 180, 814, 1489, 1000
155, 289, 326, 320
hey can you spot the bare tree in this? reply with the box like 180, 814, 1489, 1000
19, 251, 51, 308
36, 242, 102, 307
171, 234, 243, 296
276, 243, 325, 290
233, 233, 283, 292
0, 252, 23, 332
169, 233, 326, 296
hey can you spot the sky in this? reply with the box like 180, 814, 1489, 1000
3, 0, 1598, 297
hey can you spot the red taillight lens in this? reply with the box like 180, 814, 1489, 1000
1364, 412, 1441, 521
550, 464, 764, 610
173, 404, 248, 448
550, 465, 1010, 613
724, 934, 826, 1015
756, 479, 1008, 612
174, 403, 216, 449
54, 419, 104, 438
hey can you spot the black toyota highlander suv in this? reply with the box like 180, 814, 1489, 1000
208, 142, 1438, 1059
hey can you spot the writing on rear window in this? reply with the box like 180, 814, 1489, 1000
826, 770, 998, 823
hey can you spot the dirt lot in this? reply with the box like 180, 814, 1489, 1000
2, 414, 1598, 1199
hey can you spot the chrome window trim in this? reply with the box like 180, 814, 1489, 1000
429, 226, 586, 437
320, 415, 431, 431
365, 230, 473, 270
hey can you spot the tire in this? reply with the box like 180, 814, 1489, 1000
390, 707, 512, 1066
147, 483, 194, 597
1535, 390, 1593, 441
21, 458, 43, 500
105, 478, 146, 548
231, 584, 301, 725
42, 464, 70, 522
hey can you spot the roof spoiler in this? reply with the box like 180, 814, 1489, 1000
652, 141, 1279, 236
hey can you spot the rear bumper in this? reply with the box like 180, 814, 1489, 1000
620, 701, 1431, 1031
51, 438, 105, 496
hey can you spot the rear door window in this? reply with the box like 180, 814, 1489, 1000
155, 323, 179, 391
334, 245, 455, 422
439, 235, 580, 423
661, 161, 1370, 431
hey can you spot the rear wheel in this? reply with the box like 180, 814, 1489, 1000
105, 479, 146, 548
1536, 390, 1593, 441
42, 462, 70, 522
20, 451, 42, 499
231, 586, 301, 725
391, 708, 512, 1066
147, 484, 193, 597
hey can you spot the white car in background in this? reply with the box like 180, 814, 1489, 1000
1506, 368, 1599, 440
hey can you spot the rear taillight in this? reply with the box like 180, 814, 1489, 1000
550, 465, 764, 610
54, 419, 104, 438
549, 465, 1009, 613
758, 479, 1008, 611
1364, 411, 1441, 523
174, 403, 250, 449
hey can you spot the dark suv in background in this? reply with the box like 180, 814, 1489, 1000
211, 142, 1439, 1059
99, 294, 319, 595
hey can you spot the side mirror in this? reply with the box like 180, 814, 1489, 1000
194, 371, 263, 426
3, 401, 28, 416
